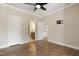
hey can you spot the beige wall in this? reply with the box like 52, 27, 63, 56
0, 5, 8, 47
64, 4, 79, 47
0, 4, 39, 48
44, 4, 79, 48
44, 10, 64, 43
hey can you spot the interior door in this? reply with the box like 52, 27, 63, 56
37, 21, 48, 40
8, 15, 21, 46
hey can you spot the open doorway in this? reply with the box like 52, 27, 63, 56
28, 20, 36, 41
28, 19, 48, 41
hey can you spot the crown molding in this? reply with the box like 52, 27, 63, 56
0, 3, 41, 17
42, 3, 76, 17
0, 3, 77, 18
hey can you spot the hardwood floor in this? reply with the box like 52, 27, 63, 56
0, 39, 79, 56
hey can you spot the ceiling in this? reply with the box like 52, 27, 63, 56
6, 3, 71, 17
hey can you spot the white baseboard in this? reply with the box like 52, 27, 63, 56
0, 41, 28, 49
0, 45, 10, 49
19, 41, 28, 44
1, 40, 79, 50
48, 40, 79, 50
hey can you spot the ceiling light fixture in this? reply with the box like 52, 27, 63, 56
35, 5, 41, 8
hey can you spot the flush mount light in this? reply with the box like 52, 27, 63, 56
35, 5, 41, 8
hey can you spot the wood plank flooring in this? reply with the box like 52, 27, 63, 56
0, 39, 79, 56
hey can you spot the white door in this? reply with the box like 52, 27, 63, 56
37, 21, 48, 40
8, 15, 21, 46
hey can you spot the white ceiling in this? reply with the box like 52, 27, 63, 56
6, 3, 71, 17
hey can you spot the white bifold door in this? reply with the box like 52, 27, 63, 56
8, 15, 21, 46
